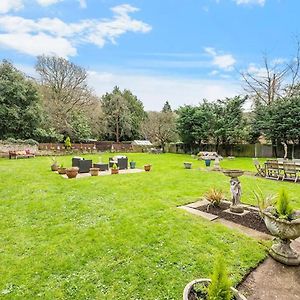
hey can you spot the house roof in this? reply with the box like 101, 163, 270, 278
132, 140, 153, 146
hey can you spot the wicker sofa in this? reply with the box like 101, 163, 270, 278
72, 157, 92, 173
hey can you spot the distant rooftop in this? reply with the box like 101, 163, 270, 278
132, 140, 153, 146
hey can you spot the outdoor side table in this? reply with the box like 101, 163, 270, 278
93, 163, 109, 171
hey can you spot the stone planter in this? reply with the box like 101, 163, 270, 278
111, 168, 119, 175
51, 164, 58, 171
144, 164, 151, 172
90, 167, 99, 176
184, 162, 192, 169
261, 208, 300, 266
57, 167, 67, 175
66, 167, 79, 178
183, 279, 247, 300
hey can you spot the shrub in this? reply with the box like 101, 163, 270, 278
207, 256, 232, 300
205, 188, 224, 207
112, 163, 118, 170
64, 136, 72, 149
276, 190, 293, 220
24, 139, 39, 146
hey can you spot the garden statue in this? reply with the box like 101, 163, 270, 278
223, 170, 244, 213
213, 157, 221, 171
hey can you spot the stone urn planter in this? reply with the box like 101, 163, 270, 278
51, 163, 59, 171
66, 167, 79, 179
184, 162, 192, 169
90, 167, 99, 176
183, 279, 247, 300
223, 170, 244, 213
261, 208, 300, 266
57, 167, 67, 175
144, 164, 152, 172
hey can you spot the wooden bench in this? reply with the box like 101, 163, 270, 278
9, 151, 35, 159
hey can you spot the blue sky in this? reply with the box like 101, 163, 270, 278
0, 0, 298, 110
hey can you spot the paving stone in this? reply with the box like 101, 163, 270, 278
178, 206, 218, 221
186, 199, 210, 208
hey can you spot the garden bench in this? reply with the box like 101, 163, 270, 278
9, 150, 35, 159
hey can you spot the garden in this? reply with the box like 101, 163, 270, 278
0, 153, 299, 299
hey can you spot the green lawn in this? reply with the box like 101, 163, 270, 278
0, 154, 299, 299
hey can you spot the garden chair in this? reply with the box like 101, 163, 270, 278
282, 162, 298, 183
253, 158, 265, 177
265, 160, 281, 180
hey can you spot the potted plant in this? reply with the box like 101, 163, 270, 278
130, 160, 136, 169
255, 189, 300, 266
66, 167, 79, 179
51, 157, 59, 171
57, 164, 66, 175
184, 162, 192, 169
183, 256, 247, 300
90, 167, 100, 176
204, 159, 211, 167
111, 163, 119, 174
144, 164, 151, 172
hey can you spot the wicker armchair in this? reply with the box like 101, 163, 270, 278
72, 157, 92, 173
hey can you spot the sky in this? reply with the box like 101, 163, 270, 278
0, 0, 299, 110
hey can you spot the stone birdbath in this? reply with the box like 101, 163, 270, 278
223, 170, 244, 213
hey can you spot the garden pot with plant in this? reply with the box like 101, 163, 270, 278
130, 161, 136, 169
183, 256, 247, 300
90, 167, 100, 176
111, 163, 119, 174
144, 164, 151, 172
184, 162, 192, 169
204, 159, 211, 167
255, 189, 300, 266
51, 157, 59, 171
57, 165, 66, 174
66, 167, 79, 178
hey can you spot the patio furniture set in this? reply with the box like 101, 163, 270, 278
72, 156, 129, 173
253, 158, 300, 182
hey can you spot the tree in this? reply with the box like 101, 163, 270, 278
162, 101, 172, 112
0, 60, 41, 139
36, 55, 95, 134
241, 41, 300, 105
70, 111, 92, 142
101, 87, 132, 142
142, 111, 177, 152
101, 87, 146, 142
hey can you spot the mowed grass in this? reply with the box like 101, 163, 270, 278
0, 153, 299, 299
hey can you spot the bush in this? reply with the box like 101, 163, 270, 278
24, 139, 39, 146
33, 128, 63, 143
207, 256, 232, 300
64, 136, 72, 149
205, 188, 224, 207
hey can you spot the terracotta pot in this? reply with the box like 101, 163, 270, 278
144, 164, 151, 172
183, 278, 247, 300
90, 167, 99, 176
262, 208, 300, 265
51, 164, 59, 171
111, 168, 119, 174
66, 167, 79, 178
57, 167, 67, 174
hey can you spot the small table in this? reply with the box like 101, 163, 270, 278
93, 163, 109, 171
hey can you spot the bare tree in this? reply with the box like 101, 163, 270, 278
36, 55, 95, 133
142, 111, 177, 152
241, 40, 300, 106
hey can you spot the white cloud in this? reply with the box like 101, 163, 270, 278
88, 70, 240, 110
0, 4, 151, 58
204, 47, 236, 70
0, 0, 23, 14
0, 33, 77, 58
233, 0, 266, 6
36, 0, 63, 6
78, 0, 87, 8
